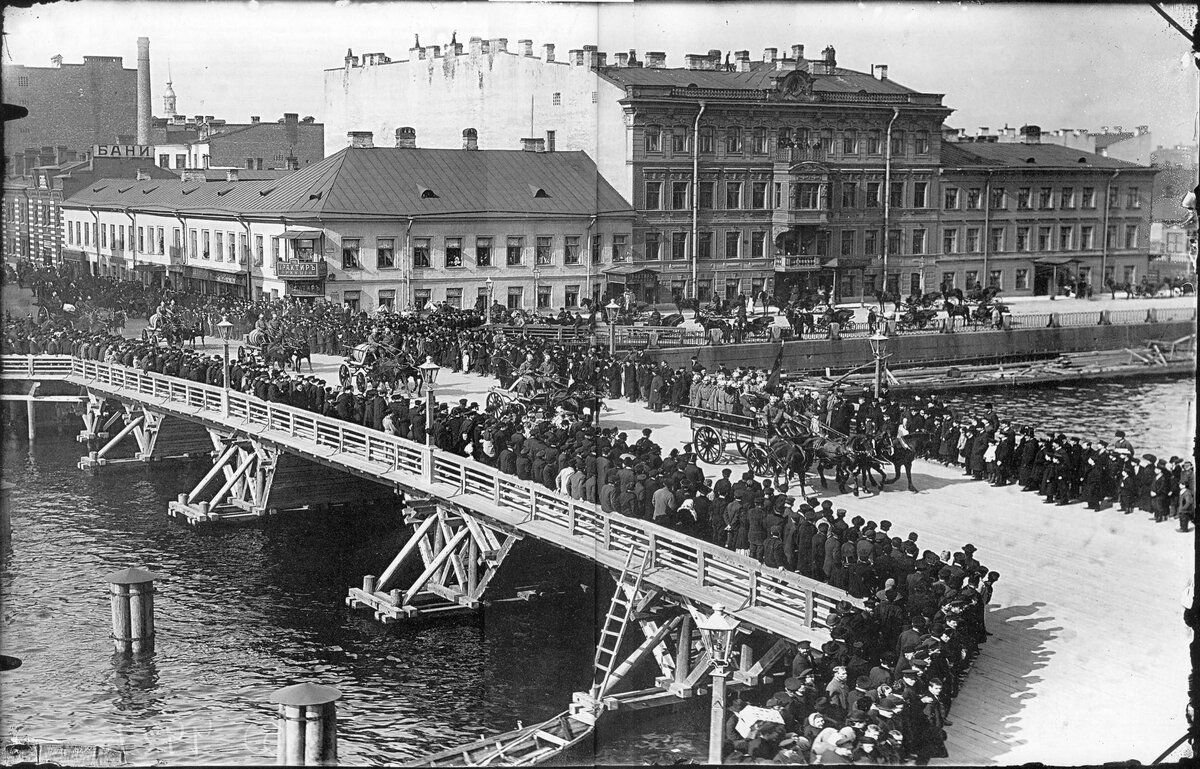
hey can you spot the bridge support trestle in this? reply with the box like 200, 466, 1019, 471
345, 500, 520, 622
78, 398, 212, 471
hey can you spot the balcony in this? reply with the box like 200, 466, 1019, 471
773, 145, 827, 164
773, 254, 822, 272
275, 259, 327, 280
773, 206, 830, 228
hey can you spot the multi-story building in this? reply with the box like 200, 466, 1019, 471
59, 134, 633, 308
938, 142, 1157, 295
324, 39, 952, 303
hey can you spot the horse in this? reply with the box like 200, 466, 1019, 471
873, 432, 926, 492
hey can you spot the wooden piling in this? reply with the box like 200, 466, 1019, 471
105, 567, 161, 655
269, 683, 341, 766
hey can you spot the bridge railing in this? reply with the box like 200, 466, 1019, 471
0, 354, 75, 379
54, 354, 859, 636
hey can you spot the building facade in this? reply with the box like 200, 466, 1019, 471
60, 138, 634, 308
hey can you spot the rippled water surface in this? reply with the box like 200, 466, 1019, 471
0, 376, 1193, 765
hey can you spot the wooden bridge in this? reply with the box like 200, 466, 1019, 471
2, 354, 858, 717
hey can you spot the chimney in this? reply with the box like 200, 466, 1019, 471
763, 47, 778, 63
135, 168, 151, 181
615, 52, 629, 67
348, 131, 374, 148
430, 45, 441, 58
469, 36, 483, 56
595, 51, 607, 67
136, 37, 151, 145
736, 50, 751, 72
395, 126, 416, 149
51, 54, 63, 67
462, 128, 479, 150
181, 168, 206, 183
542, 43, 555, 62
450, 42, 463, 56
645, 51, 666, 68
978, 127, 989, 136
520, 137, 546, 152
1020, 124, 1042, 144
494, 38, 508, 53
519, 39, 533, 56
226, 169, 239, 182
874, 64, 888, 80
250, 116, 260, 123
791, 44, 804, 61
286, 156, 299, 171
822, 45, 836, 66
569, 49, 583, 66
684, 53, 707, 70
301, 116, 315, 123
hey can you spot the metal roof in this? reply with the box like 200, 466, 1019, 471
596, 61, 923, 96
940, 142, 1152, 171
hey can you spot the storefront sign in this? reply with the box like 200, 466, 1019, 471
285, 281, 325, 297
92, 144, 153, 158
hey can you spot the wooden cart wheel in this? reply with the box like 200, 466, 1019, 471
486, 391, 504, 411
693, 426, 724, 464
745, 445, 770, 478
842, 319, 857, 333
735, 439, 756, 459
354, 370, 368, 393
338, 363, 352, 387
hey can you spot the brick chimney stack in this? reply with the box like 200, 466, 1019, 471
395, 127, 416, 148
348, 131, 374, 148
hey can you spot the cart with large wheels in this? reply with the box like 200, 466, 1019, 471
678, 404, 812, 478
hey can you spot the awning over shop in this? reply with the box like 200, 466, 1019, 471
603, 265, 659, 284
187, 266, 245, 285
132, 263, 167, 272
61, 250, 85, 262
280, 229, 322, 241
1033, 256, 1082, 266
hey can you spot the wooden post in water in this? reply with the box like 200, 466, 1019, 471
269, 683, 341, 766
105, 567, 161, 654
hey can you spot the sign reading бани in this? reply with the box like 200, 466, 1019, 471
92, 145, 153, 158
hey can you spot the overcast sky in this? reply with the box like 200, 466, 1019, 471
4, 1, 1197, 147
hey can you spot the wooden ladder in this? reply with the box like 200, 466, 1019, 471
590, 547, 651, 700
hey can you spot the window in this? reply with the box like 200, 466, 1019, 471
254, 235, 263, 266
1106, 225, 1118, 248
911, 229, 926, 254
698, 231, 713, 259
545, 131, 555, 152
1082, 187, 1096, 208
565, 285, 580, 308
175, 154, 186, 169
671, 232, 687, 260
864, 229, 878, 256
914, 130, 930, 155
866, 181, 881, 208
506, 236, 524, 265
889, 181, 904, 208
751, 182, 767, 209
1058, 226, 1073, 250
989, 227, 1005, 252
215, 231, 224, 261
672, 182, 689, 210
841, 182, 858, 209
1123, 265, 1137, 284
965, 270, 979, 288
412, 238, 431, 267
943, 188, 959, 210
1038, 226, 1052, 251
966, 188, 982, 210
376, 289, 396, 312
341, 237, 360, 269
989, 187, 1006, 209
725, 181, 742, 209
774, 182, 782, 208
85, 222, 92, 246
157, 227, 165, 255
368, 237, 393, 268
1017, 187, 1032, 210
699, 181, 714, 209
159, 154, 170, 168
644, 232, 661, 260
724, 231, 740, 259
226, 232, 235, 262
820, 130, 834, 154
535, 236, 552, 265
867, 130, 882, 154
590, 234, 601, 264
941, 272, 956, 290
237, 233, 246, 263
245, 157, 254, 169
988, 269, 1002, 290
796, 128, 810, 149
1015, 268, 1029, 290
506, 286, 523, 310
965, 227, 980, 253
564, 235, 581, 265
476, 237, 492, 267
887, 229, 902, 256
138, 227, 145, 253
645, 181, 662, 210
1060, 187, 1075, 209
725, 126, 742, 154
17, 76, 28, 87
551, 92, 561, 106
536, 285, 552, 310
445, 237, 463, 268
1080, 225, 1094, 249
751, 231, 766, 259
889, 129, 905, 155
751, 127, 767, 154
1124, 225, 1138, 249
645, 125, 662, 153
611, 234, 628, 262
1126, 187, 1140, 208
671, 129, 686, 154
190, 230, 199, 259
1016, 226, 1030, 252
101, 225, 107, 249
698, 127, 714, 154
841, 132, 858, 155
913, 181, 928, 208
943, 228, 958, 254
841, 230, 855, 257
1039, 187, 1054, 209
202, 230, 210, 259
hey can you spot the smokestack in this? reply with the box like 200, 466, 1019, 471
137, 37, 151, 146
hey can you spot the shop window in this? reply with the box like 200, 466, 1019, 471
344, 291, 360, 313
565, 285, 580, 307
378, 289, 396, 311
507, 286, 524, 309
414, 289, 432, 309
445, 288, 463, 309
536, 285, 552, 310
1015, 268, 1029, 290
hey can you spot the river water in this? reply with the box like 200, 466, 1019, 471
0, 376, 1193, 765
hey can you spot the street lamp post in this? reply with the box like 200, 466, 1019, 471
868, 331, 889, 399
533, 268, 542, 313
484, 277, 494, 326
217, 315, 234, 415
605, 299, 621, 355
697, 604, 741, 766
418, 356, 440, 447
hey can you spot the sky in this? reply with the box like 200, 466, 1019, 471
3, 1, 1197, 147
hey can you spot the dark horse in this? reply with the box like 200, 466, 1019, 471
874, 431, 926, 492
795, 434, 880, 496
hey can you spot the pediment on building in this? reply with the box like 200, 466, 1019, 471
769, 70, 816, 102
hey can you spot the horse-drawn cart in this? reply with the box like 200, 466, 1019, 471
678, 404, 809, 479
339, 341, 423, 394
486, 378, 603, 419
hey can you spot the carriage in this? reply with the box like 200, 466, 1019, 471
338, 341, 423, 394
813, 306, 858, 333
678, 404, 809, 478
486, 377, 604, 420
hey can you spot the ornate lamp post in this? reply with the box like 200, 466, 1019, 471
217, 315, 234, 414
605, 299, 621, 354
868, 331, 889, 399
697, 603, 741, 766
484, 277, 494, 326
532, 268, 542, 313
418, 356, 441, 447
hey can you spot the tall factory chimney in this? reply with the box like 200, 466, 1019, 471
136, 37, 151, 146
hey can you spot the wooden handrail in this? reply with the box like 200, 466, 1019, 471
11, 354, 860, 637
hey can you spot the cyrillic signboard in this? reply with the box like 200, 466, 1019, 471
92, 145, 154, 158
